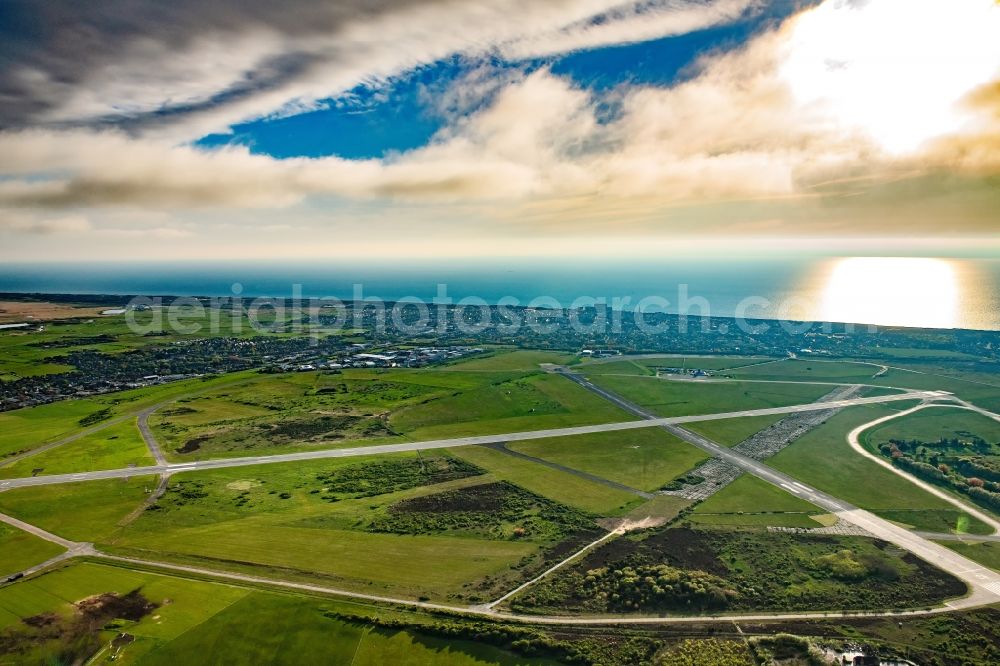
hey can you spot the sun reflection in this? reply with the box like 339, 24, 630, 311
818, 257, 959, 328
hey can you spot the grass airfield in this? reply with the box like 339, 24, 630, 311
2, 349, 1000, 662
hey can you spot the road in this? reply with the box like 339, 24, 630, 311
845, 403, 1000, 535
917, 532, 1000, 543
0, 510, 93, 587
137, 406, 168, 465
555, 368, 1000, 611
0, 389, 943, 491
482, 528, 623, 610
0, 413, 138, 469
41, 549, 999, 626
2, 371, 998, 621
480, 442, 653, 499
0, 376, 252, 471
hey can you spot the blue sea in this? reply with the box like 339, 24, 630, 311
1, 257, 998, 331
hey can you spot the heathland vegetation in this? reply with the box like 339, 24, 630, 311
4, 327, 1000, 664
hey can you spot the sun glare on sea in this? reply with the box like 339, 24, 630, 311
818, 257, 959, 329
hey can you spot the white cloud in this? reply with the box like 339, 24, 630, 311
500, 0, 756, 60
0, 213, 92, 235
2, 0, 755, 141
0, 0, 996, 240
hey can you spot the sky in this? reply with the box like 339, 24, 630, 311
0, 0, 998, 262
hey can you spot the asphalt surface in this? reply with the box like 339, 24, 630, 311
557, 368, 1000, 610
845, 403, 1000, 535
2, 370, 999, 622
0, 388, 942, 491
480, 442, 653, 499
0, 413, 138, 469
48, 549, 1000, 626
137, 406, 167, 465
918, 532, 1000, 543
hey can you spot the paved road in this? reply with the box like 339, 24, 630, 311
0, 413, 138, 469
918, 532, 1000, 543
481, 442, 653, 499
483, 529, 623, 610
845, 403, 1000, 535
556, 368, 1000, 611
0, 375, 256, 471
0, 389, 943, 491
137, 407, 167, 465
74, 550, 1000, 626
3, 368, 998, 623
0, 511, 80, 549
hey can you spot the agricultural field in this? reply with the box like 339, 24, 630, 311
0, 562, 554, 665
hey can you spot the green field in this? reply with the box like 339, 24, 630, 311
690, 474, 827, 529
582, 375, 832, 417
142, 360, 630, 462
0, 372, 256, 460
767, 405, 992, 534
0, 418, 153, 479
0, 562, 550, 665
579, 356, 779, 373
571, 359, 655, 376
0, 523, 65, 578
683, 414, 785, 447
936, 540, 1000, 572
862, 407, 1000, 448
717, 357, 1000, 415
34, 453, 599, 603
507, 429, 707, 492
726, 358, 884, 383
438, 349, 575, 372
450, 445, 641, 516
389, 371, 630, 441
0, 476, 156, 543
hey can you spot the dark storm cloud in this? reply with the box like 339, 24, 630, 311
0, 0, 428, 129
0, 0, 762, 135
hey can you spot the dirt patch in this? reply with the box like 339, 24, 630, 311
0, 590, 157, 664
0, 300, 114, 324
76, 591, 156, 622
225, 480, 261, 491
175, 435, 209, 454
161, 406, 198, 416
